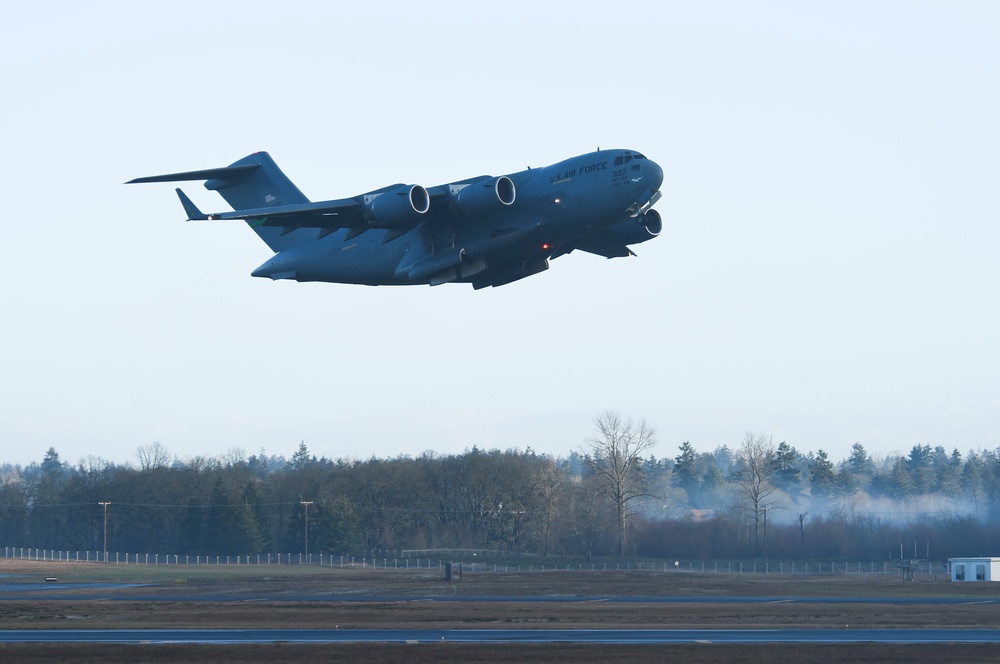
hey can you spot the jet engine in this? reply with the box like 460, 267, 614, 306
365, 184, 430, 226
572, 210, 662, 258
451, 176, 516, 215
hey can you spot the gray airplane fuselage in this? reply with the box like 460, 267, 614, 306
130, 148, 664, 289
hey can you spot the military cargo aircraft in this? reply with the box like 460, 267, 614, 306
128, 149, 664, 288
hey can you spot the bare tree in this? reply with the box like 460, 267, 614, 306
223, 447, 247, 467
135, 441, 171, 472
798, 511, 809, 554
533, 457, 565, 557
586, 410, 657, 557
565, 473, 612, 561
732, 431, 779, 556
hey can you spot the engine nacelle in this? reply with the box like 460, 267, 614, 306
365, 184, 429, 226
601, 209, 662, 246
641, 208, 663, 236
451, 176, 516, 215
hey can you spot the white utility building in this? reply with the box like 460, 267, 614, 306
948, 557, 1000, 582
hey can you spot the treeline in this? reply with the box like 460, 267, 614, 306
2, 421, 1000, 562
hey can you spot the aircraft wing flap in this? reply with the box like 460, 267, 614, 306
209, 198, 369, 233
212, 189, 431, 236
212, 197, 360, 221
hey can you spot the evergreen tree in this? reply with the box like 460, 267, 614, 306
936, 448, 963, 496
699, 454, 727, 504
40, 448, 64, 480
288, 441, 316, 470
672, 441, 700, 499
177, 497, 206, 554
315, 495, 362, 554
809, 449, 837, 497
847, 443, 875, 475
962, 451, 987, 517
889, 457, 915, 498
204, 477, 264, 556
713, 445, 734, 475
906, 444, 934, 493
774, 441, 801, 493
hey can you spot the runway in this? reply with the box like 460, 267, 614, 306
4, 578, 999, 646
1, 628, 999, 644
2, 585, 999, 605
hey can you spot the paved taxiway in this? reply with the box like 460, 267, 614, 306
1, 628, 999, 644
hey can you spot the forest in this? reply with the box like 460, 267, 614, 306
3, 412, 1000, 563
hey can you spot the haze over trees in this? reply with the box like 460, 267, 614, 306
3, 418, 1000, 563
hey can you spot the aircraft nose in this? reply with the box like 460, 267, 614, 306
646, 160, 664, 192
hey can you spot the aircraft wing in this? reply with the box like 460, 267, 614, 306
274, 175, 500, 241
145, 158, 504, 242
173, 185, 426, 239
182, 194, 370, 239
421, 175, 508, 218
422, 175, 494, 200
206, 197, 364, 224
202, 177, 496, 235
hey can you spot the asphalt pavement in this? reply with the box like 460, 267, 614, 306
1, 628, 999, 644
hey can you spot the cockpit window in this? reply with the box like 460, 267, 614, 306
616, 152, 646, 165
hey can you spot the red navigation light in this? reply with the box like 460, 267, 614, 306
542, 243, 551, 250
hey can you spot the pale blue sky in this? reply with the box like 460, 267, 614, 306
1, 1, 997, 467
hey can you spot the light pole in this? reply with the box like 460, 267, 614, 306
98, 502, 111, 563
300, 501, 313, 563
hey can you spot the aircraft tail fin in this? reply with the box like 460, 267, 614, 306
129, 152, 311, 252
201, 152, 309, 211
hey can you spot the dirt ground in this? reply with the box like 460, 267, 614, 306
2, 559, 999, 662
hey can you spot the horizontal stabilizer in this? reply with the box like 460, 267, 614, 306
175, 189, 208, 221
126, 163, 260, 185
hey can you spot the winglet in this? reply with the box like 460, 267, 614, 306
175, 188, 209, 221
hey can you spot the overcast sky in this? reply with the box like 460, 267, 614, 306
1, 2, 997, 468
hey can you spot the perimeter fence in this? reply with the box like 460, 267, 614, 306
1, 546, 948, 577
